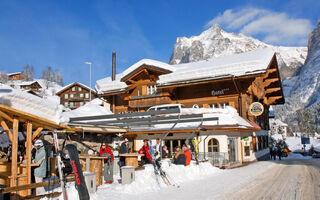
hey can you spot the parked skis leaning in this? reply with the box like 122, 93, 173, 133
148, 140, 179, 188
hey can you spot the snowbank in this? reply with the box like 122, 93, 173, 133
285, 137, 320, 152
65, 161, 221, 200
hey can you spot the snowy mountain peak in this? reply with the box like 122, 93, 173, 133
169, 24, 307, 80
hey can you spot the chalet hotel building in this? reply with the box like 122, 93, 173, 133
95, 48, 284, 164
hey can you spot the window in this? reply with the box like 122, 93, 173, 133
147, 85, 157, 95
220, 103, 229, 109
208, 138, 219, 152
78, 87, 82, 91
79, 93, 84, 98
80, 102, 85, 106
85, 93, 89, 98
70, 94, 75, 99
209, 104, 218, 108
64, 102, 69, 107
64, 94, 69, 99
72, 87, 76, 91
70, 102, 75, 107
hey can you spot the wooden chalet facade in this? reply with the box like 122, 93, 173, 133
8, 72, 24, 81
18, 81, 42, 91
56, 82, 96, 109
96, 48, 285, 164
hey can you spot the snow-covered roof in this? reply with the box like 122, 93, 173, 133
8, 72, 21, 76
158, 48, 275, 86
96, 48, 276, 94
17, 80, 40, 86
95, 59, 174, 94
0, 84, 62, 124
56, 82, 96, 95
61, 98, 113, 123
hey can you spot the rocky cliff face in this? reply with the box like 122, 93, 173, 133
169, 24, 307, 80
275, 20, 320, 129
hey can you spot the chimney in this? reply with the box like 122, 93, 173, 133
112, 52, 116, 81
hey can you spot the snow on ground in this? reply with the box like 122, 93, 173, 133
41, 152, 317, 200
285, 136, 320, 152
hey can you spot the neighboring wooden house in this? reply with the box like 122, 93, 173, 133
18, 81, 42, 91
8, 72, 24, 80
56, 82, 96, 109
95, 48, 285, 163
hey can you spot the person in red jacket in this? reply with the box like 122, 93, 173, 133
138, 139, 152, 165
100, 143, 114, 184
183, 144, 192, 166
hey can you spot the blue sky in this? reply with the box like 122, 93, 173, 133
0, 0, 319, 87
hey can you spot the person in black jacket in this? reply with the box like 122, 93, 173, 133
119, 138, 129, 177
161, 145, 171, 159
173, 146, 186, 165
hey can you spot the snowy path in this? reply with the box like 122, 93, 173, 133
222, 158, 320, 200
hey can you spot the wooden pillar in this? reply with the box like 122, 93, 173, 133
170, 140, 173, 154
178, 140, 181, 147
25, 122, 32, 195
10, 118, 19, 199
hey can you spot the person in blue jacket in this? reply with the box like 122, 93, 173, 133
33, 139, 47, 195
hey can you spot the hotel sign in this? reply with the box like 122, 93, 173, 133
211, 88, 230, 96
249, 102, 264, 116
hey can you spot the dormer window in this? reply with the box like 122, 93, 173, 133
147, 85, 157, 95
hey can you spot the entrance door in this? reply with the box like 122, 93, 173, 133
228, 138, 236, 162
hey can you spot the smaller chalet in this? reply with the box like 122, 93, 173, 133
56, 82, 97, 109
17, 81, 42, 91
8, 72, 24, 80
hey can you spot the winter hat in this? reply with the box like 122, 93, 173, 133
34, 139, 44, 148
124, 138, 129, 142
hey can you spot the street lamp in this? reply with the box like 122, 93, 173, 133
85, 62, 92, 101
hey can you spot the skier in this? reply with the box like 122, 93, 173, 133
100, 142, 114, 184
33, 139, 47, 195
183, 144, 192, 166
139, 139, 152, 165
173, 146, 186, 165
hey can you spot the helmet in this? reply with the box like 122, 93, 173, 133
34, 139, 44, 148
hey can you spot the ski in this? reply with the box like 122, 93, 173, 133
65, 144, 90, 200
52, 131, 68, 200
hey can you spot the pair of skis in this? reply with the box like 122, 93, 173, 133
53, 131, 90, 200
148, 140, 179, 188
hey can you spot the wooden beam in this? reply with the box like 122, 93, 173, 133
0, 109, 13, 122
32, 127, 43, 140
26, 122, 32, 196
266, 87, 281, 94
266, 96, 283, 105
263, 78, 278, 88
0, 118, 13, 141
263, 68, 277, 79
10, 118, 19, 188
